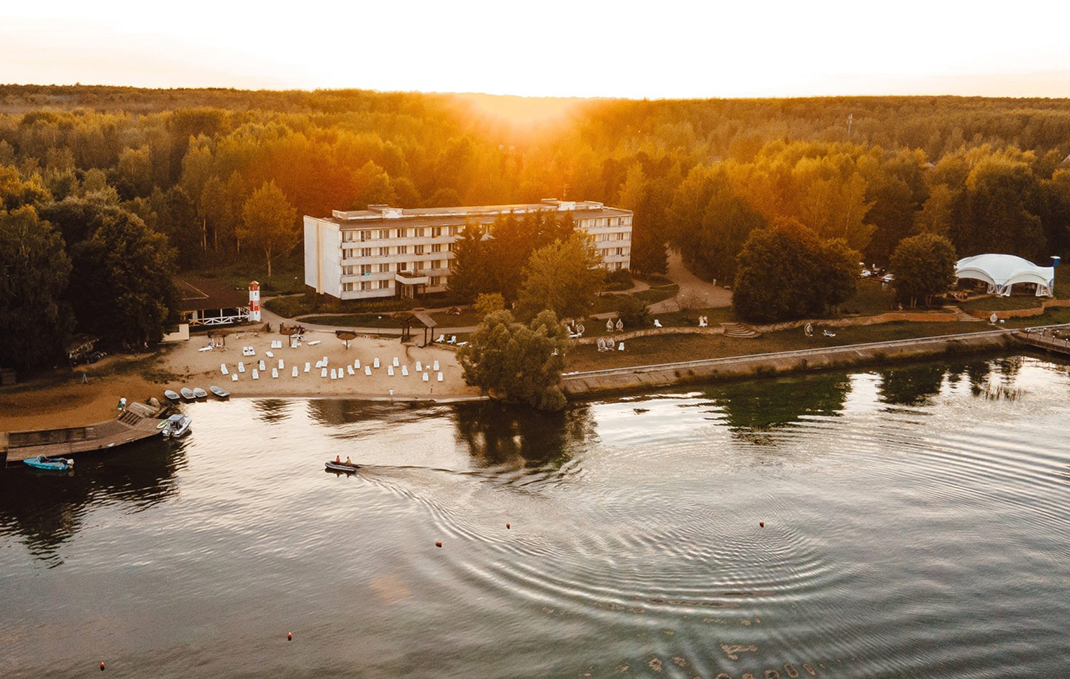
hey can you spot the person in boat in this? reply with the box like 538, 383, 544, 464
345, 456, 353, 466
335, 455, 341, 464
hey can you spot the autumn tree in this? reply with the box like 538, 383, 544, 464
240, 181, 297, 277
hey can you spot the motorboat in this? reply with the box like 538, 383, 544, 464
163, 389, 180, 401
23, 456, 74, 471
180, 388, 195, 401
162, 414, 192, 438
192, 387, 208, 399
208, 385, 229, 399
325, 459, 360, 473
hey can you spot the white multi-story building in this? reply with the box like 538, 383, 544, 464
303, 199, 632, 300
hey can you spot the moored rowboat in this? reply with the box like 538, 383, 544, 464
192, 387, 208, 399
164, 389, 180, 401
209, 385, 229, 399
180, 388, 195, 401
23, 456, 74, 471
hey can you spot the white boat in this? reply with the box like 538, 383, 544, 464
192, 387, 208, 399
161, 414, 192, 438
208, 385, 229, 399
163, 390, 180, 401
325, 460, 360, 473
180, 388, 195, 401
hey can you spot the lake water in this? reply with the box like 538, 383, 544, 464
3, 355, 1070, 678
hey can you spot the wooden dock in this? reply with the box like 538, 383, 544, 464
1013, 327, 1070, 357
3, 402, 167, 464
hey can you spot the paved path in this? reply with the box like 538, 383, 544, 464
649, 250, 733, 314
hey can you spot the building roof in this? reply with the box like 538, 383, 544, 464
175, 277, 250, 312
311, 199, 631, 229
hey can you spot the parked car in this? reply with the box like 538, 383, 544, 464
860, 269, 873, 278
882, 274, 895, 283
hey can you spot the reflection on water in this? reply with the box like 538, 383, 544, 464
2, 354, 1070, 678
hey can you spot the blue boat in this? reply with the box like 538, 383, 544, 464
23, 456, 74, 471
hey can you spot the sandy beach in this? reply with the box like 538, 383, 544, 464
0, 329, 479, 432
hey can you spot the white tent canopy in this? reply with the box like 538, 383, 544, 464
955, 254, 1055, 297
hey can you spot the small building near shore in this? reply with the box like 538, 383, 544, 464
176, 278, 251, 327
955, 254, 1055, 297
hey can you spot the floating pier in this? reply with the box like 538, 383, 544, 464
4, 402, 166, 465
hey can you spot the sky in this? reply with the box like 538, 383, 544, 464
4, 0, 1070, 99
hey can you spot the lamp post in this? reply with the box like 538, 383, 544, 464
376, 315, 383, 338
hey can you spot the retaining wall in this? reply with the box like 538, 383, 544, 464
562, 330, 1016, 397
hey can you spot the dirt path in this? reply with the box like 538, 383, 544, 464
649, 250, 733, 313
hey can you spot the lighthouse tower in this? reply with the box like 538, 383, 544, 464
249, 281, 261, 322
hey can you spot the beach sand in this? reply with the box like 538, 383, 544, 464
0, 329, 479, 432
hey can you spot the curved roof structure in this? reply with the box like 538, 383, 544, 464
955, 254, 1055, 297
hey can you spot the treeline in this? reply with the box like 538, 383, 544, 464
4, 86, 1070, 370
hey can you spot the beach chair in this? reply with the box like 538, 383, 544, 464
292, 366, 298, 378
278, 359, 284, 370
258, 360, 266, 371
354, 358, 361, 369
308, 340, 321, 346
654, 319, 662, 328
433, 360, 440, 372
387, 366, 395, 376
252, 369, 259, 380
347, 365, 355, 375
266, 351, 274, 358
392, 357, 400, 367
321, 368, 328, 378
231, 373, 238, 382
238, 362, 246, 373
220, 364, 228, 375
437, 372, 444, 382
272, 368, 279, 379
373, 358, 380, 369
304, 361, 311, 373
365, 366, 372, 376
436, 334, 445, 343
618, 343, 625, 351
416, 361, 423, 372
448, 336, 457, 344
422, 372, 430, 382
401, 366, 409, 376
330, 368, 337, 380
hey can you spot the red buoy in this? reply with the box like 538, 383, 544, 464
435, 541, 442, 548
100, 661, 106, 671
287, 632, 293, 641
759, 521, 765, 528
506, 523, 511, 529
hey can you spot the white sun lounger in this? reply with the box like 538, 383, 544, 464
278, 359, 284, 370
220, 364, 228, 375
433, 361, 440, 372
330, 368, 337, 380
292, 366, 299, 377
322, 356, 328, 366
416, 361, 422, 372
392, 357, 399, 367
347, 365, 355, 375
321, 368, 328, 378
422, 372, 429, 382
437, 372, 444, 382
258, 360, 266, 371
373, 358, 380, 369
272, 368, 279, 378
198, 346, 212, 352
387, 366, 395, 376
365, 366, 372, 376
304, 362, 311, 373
252, 369, 259, 380
231, 373, 238, 382
401, 366, 409, 376
266, 351, 274, 358
308, 340, 321, 346
238, 362, 246, 373
354, 359, 360, 369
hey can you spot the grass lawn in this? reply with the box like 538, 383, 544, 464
265, 293, 413, 318
189, 257, 307, 296
299, 314, 408, 328
566, 321, 1002, 372
428, 309, 483, 328
591, 283, 679, 314
960, 295, 1044, 312
841, 280, 896, 316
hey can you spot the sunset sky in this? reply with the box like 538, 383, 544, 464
5, 0, 1070, 98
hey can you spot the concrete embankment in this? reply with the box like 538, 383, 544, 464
562, 329, 1018, 397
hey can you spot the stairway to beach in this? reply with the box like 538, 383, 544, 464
721, 322, 762, 339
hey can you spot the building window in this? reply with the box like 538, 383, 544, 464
431, 276, 441, 286
343, 282, 354, 292
361, 248, 372, 257
431, 243, 442, 253
414, 244, 424, 255
398, 245, 408, 255
379, 263, 391, 273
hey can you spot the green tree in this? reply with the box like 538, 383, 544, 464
447, 221, 490, 302
889, 233, 957, 307
458, 309, 569, 411
518, 232, 605, 319
0, 206, 74, 371
68, 205, 178, 346
732, 219, 859, 322
615, 294, 650, 328
474, 292, 505, 317
240, 180, 297, 277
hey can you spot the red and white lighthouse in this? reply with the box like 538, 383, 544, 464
249, 281, 261, 322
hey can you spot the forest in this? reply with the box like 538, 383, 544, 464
3, 85, 1070, 371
